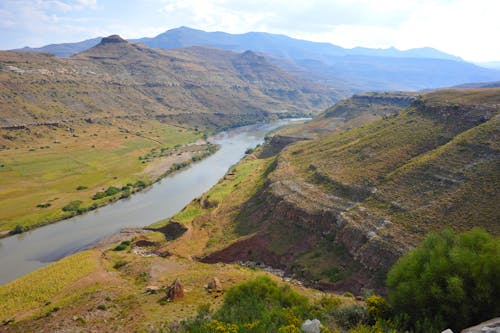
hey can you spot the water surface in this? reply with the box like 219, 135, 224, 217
0, 120, 302, 285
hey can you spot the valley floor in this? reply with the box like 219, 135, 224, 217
0, 118, 214, 235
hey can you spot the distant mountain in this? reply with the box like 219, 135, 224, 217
12, 27, 500, 92
13, 37, 102, 57
134, 27, 463, 62
453, 81, 500, 88
131, 27, 500, 91
0, 35, 337, 129
476, 61, 500, 70
288, 55, 500, 91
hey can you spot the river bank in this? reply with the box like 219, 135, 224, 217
0, 119, 303, 285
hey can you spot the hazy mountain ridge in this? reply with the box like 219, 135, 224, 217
13, 27, 461, 61
12, 27, 500, 93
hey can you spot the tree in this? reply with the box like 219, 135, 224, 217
386, 228, 500, 332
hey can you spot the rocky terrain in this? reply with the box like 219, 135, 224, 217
157, 88, 499, 293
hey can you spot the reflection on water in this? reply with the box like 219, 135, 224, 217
0, 119, 305, 285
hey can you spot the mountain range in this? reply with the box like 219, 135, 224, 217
1, 35, 336, 129
12, 27, 500, 92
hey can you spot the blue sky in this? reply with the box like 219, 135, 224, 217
1, 0, 499, 62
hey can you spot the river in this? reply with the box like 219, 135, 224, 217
0, 119, 303, 285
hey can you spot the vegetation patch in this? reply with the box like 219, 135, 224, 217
0, 250, 100, 322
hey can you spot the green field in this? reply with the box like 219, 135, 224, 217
0, 119, 201, 233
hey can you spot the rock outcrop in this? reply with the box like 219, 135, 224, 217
461, 318, 500, 333
165, 278, 184, 301
206, 277, 223, 292
100, 35, 127, 44
301, 319, 322, 333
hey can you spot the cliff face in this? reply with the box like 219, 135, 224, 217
201, 88, 500, 293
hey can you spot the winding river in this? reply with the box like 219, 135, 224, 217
0, 119, 303, 285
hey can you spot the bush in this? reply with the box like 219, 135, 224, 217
183, 276, 312, 332
104, 186, 121, 196
134, 180, 146, 189
10, 224, 26, 235
62, 200, 82, 212
386, 228, 500, 332
76, 185, 87, 190
113, 241, 130, 251
92, 191, 105, 200
365, 295, 390, 321
332, 305, 369, 329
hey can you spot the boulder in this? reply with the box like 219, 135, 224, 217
301, 319, 321, 333
145, 285, 161, 294
207, 277, 223, 292
166, 278, 184, 301
461, 318, 500, 333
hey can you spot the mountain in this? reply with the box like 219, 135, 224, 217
476, 61, 500, 70
155, 88, 500, 293
134, 27, 463, 61
13, 27, 463, 62
0, 35, 337, 129
132, 27, 500, 91
13, 27, 500, 92
12, 37, 102, 57
287, 55, 500, 91
453, 81, 500, 88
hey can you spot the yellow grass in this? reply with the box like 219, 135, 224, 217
0, 250, 100, 321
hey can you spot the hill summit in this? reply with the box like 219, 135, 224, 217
100, 35, 127, 44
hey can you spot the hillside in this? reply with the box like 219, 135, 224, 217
0, 35, 337, 234
13, 27, 500, 92
1, 35, 337, 129
0, 245, 360, 332
152, 88, 499, 293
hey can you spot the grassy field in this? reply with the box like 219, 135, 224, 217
0, 119, 202, 234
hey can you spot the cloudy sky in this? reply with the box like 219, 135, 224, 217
1, 0, 499, 62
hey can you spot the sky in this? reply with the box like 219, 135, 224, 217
0, 0, 499, 62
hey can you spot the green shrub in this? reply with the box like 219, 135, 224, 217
76, 185, 87, 190
104, 186, 121, 196
92, 192, 105, 200
62, 200, 82, 212
386, 228, 500, 332
113, 241, 130, 251
332, 305, 369, 329
10, 224, 26, 235
183, 276, 311, 332
134, 180, 146, 188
